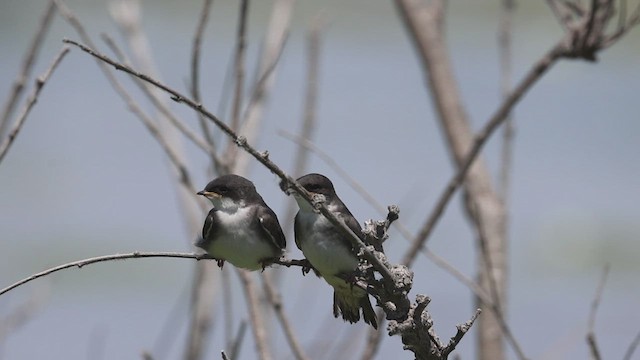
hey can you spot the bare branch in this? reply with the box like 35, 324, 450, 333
294, 15, 324, 178
233, 0, 294, 174
586, 264, 610, 360
0, 0, 56, 138
0, 252, 214, 297
228, 320, 248, 360
442, 308, 482, 357
261, 274, 310, 360
0, 284, 49, 343
498, 0, 516, 202
100, 34, 225, 170
222, 268, 234, 356
359, 310, 386, 360
0, 47, 70, 165
400, 39, 563, 268
225, 0, 250, 164
237, 270, 271, 360
282, 15, 324, 235
184, 263, 219, 360
190, 0, 218, 161
624, 327, 640, 360
547, 0, 640, 59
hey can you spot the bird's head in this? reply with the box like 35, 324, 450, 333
197, 174, 258, 211
294, 173, 337, 211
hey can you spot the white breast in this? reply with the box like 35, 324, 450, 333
297, 210, 359, 277
209, 207, 277, 270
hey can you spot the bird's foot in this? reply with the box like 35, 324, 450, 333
300, 259, 320, 277
338, 271, 360, 289
259, 259, 272, 272
216, 259, 225, 268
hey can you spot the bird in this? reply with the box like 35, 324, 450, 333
292, 173, 377, 329
196, 174, 286, 271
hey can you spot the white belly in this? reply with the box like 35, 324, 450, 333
297, 211, 358, 277
209, 208, 277, 270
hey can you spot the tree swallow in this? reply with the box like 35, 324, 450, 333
196, 174, 286, 271
292, 173, 377, 329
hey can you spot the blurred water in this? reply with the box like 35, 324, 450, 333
1, 1, 639, 359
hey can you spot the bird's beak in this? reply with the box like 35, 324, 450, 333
197, 190, 220, 198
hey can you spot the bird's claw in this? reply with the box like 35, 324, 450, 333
300, 259, 320, 277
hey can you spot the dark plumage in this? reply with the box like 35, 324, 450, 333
197, 174, 285, 271
293, 173, 377, 329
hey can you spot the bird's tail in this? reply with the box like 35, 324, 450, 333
333, 286, 378, 329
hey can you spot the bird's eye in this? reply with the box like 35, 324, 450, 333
217, 186, 229, 193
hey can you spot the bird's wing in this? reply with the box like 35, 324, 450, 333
340, 203, 364, 251
294, 212, 303, 251
196, 208, 218, 250
257, 206, 286, 250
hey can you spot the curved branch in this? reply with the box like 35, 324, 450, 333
0, 251, 308, 297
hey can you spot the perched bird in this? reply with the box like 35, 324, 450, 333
196, 174, 286, 271
292, 173, 377, 329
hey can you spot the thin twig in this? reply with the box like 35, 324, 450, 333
546, 0, 576, 31
228, 320, 248, 360
470, 205, 528, 360
54, 1, 203, 213
108, 0, 206, 236
152, 281, 193, 357
603, 1, 640, 46
101, 33, 224, 169
359, 310, 386, 360
184, 263, 219, 360
222, 267, 234, 356
0, 252, 213, 297
232, 0, 294, 174
0, 251, 306, 299
0, 47, 70, 165
0, 284, 49, 342
190, 0, 218, 159
442, 308, 482, 357
282, 16, 324, 235
237, 270, 272, 360
261, 274, 310, 360
424, 248, 492, 304
225, 0, 250, 164
401, 41, 564, 268
0, 0, 56, 138
279, 131, 382, 223
295, 16, 323, 177
623, 327, 640, 360
586, 264, 610, 360
498, 0, 515, 202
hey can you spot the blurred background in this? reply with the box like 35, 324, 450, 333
1, 0, 639, 359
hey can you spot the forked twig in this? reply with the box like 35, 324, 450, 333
0, 47, 70, 165
0, 0, 56, 138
